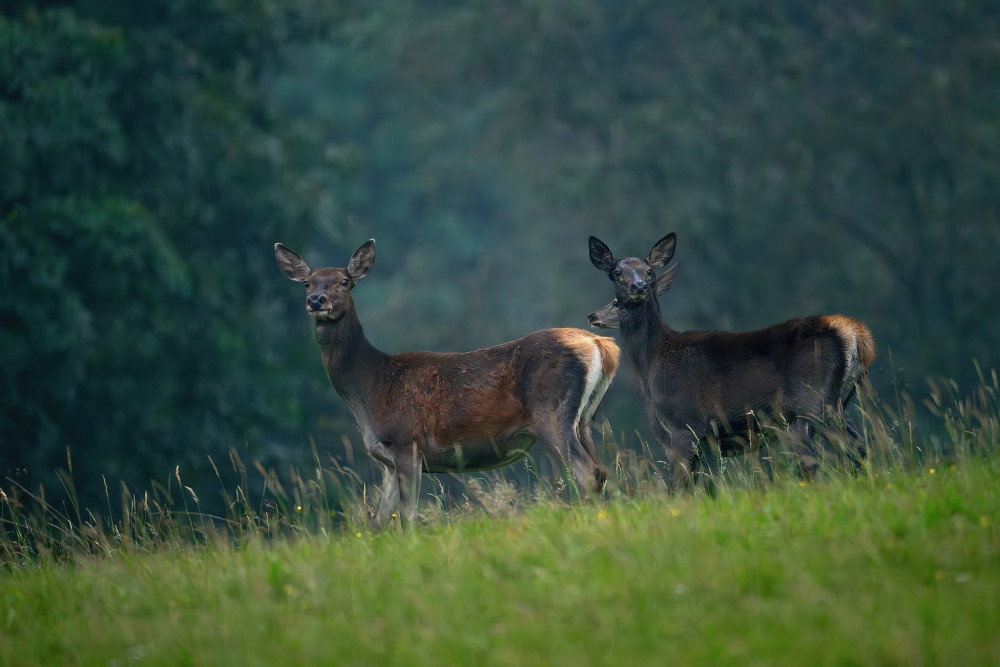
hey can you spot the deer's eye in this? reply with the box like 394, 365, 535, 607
612, 270, 622, 279
341, 279, 350, 287
646, 269, 654, 277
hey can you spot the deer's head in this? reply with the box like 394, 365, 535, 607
275, 240, 376, 323
588, 233, 677, 309
587, 265, 679, 328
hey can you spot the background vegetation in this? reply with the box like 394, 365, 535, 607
2, 1, 999, 513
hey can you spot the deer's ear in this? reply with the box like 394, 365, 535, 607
655, 261, 680, 295
646, 233, 676, 269
347, 239, 376, 280
589, 236, 615, 274
275, 243, 311, 282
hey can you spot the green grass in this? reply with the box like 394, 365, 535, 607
2, 463, 999, 665
2, 371, 1000, 665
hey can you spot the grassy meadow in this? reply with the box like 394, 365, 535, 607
2, 373, 1000, 665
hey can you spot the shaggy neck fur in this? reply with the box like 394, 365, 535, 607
617, 296, 671, 386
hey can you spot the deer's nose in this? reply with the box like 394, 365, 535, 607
630, 280, 647, 295
307, 293, 327, 310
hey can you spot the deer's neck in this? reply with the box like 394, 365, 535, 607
313, 306, 386, 403
618, 298, 672, 378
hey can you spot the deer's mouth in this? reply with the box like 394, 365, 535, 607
619, 293, 647, 306
308, 306, 342, 322
587, 309, 613, 328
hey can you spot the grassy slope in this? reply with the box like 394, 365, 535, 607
2, 460, 999, 666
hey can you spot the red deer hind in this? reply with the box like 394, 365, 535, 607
276, 240, 619, 526
588, 233, 874, 488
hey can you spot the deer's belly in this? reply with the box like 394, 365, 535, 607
422, 433, 538, 473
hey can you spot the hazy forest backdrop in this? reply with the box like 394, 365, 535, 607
2, 1, 998, 511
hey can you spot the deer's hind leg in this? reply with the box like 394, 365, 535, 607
574, 368, 614, 493
789, 416, 822, 479
818, 403, 867, 472
534, 403, 607, 500
845, 422, 867, 470
532, 417, 605, 499
531, 355, 609, 498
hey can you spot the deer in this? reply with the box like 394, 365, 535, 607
587, 233, 875, 490
275, 240, 620, 527
587, 265, 677, 330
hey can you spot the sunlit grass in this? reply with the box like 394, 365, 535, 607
1, 371, 999, 665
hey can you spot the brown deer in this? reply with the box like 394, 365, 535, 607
588, 233, 875, 489
276, 240, 619, 526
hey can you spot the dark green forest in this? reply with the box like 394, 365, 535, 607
2, 1, 998, 511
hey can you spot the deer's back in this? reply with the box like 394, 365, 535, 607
646, 316, 850, 429
369, 328, 616, 449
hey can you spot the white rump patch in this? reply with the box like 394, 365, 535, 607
575, 343, 609, 428
840, 327, 862, 402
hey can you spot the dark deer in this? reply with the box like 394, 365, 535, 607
276, 240, 619, 526
587, 266, 678, 330
588, 233, 875, 488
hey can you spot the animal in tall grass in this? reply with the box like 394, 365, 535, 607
276, 240, 619, 526
587, 233, 874, 489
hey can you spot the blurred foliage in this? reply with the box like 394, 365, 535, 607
0, 2, 344, 505
271, 0, 1000, 432
2, 1, 999, 509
